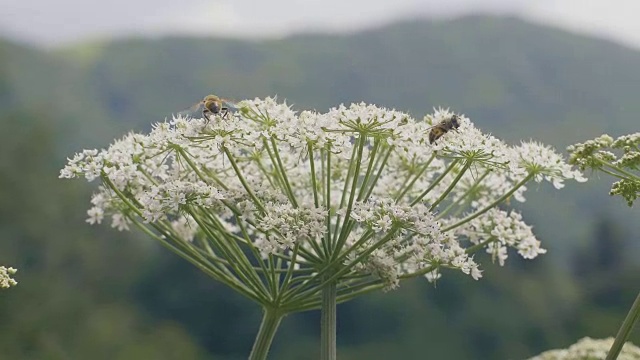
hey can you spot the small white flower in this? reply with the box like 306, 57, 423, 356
529, 337, 640, 360
86, 206, 104, 225
111, 213, 131, 231
170, 215, 199, 243
0, 267, 18, 289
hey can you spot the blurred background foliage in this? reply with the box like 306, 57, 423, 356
0, 15, 638, 359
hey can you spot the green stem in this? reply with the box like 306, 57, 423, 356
363, 145, 393, 201
320, 279, 337, 360
429, 159, 471, 211
308, 142, 320, 208
442, 172, 534, 232
598, 158, 640, 182
437, 168, 491, 219
223, 147, 266, 213
323, 238, 497, 307
356, 138, 380, 201
276, 243, 301, 300
334, 137, 366, 255
606, 289, 640, 360
331, 141, 360, 247
598, 166, 633, 182
190, 210, 268, 298
395, 154, 435, 202
287, 234, 500, 312
324, 148, 332, 255
270, 138, 299, 207
175, 147, 216, 187
410, 159, 460, 206
249, 307, 284, 360
338, 141, 360, 209
284, 229, 394, 304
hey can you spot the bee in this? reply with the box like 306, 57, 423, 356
428, 114, 461, 144
179, 94, 239, 121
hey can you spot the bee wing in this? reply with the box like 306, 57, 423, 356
225, 103, 240, 113
221, 99, 240, 112
177, 101, 204, 118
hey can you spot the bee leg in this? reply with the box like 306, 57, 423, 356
221, 109, 229, 119
203, 109, 213, 122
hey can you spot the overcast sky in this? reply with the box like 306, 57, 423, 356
2, 0, 639, 49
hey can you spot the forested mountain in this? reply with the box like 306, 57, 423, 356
0, 15, 638, 359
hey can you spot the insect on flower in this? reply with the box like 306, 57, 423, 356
428, 114, 461, 144
178, 94, 240, 121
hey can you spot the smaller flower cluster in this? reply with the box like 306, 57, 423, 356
344, 199, 481, 290
60, 149, 104, 181
455, 208, 545, 266
257, 202, 327, 252
568, 133, 640, 206
137, 180, 225, 222
566, 134, 616, 171
0, 266, 17, 289
528, 337, 640, 360
515, 141, 587, 189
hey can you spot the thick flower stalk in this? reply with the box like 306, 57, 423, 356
568, 133, 640, 206
61, 98, 585, 358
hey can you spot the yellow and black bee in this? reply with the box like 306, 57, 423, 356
179, 94, 239, 121
428, 114, 461, 144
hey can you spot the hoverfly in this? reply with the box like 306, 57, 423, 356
428, 114, 461, 144
178, 94, 239, 121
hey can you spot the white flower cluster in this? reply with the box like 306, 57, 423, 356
342, 199, 481, 289
137, 180, 225, 222
257, 202, 327, 253
60, 97, 584, 292
455, 208, 546, 266
528, 337, 640, 360
515, 141, 587, 189
568, 133, 639, 206
0, 266, 17, 289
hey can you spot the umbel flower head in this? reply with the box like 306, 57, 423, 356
60, 98, 584, 310
568, 133, 640, 206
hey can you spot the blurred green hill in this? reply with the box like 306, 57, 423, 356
0, 15, 638, 359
